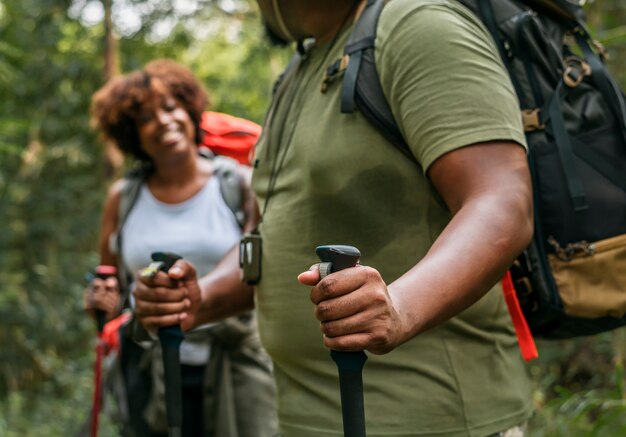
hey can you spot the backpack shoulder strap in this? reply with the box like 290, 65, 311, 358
520, 0, 585, 25
110, 168, 146, 298
339, 0, 417, 163
211, 154, 246, 229
118, 171, 144, 232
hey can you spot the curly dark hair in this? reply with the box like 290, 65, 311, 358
90, 59, 210, 163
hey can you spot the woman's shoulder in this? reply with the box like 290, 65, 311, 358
197, 153, 251, 185
101, 178, 129, 219
106, 178, 127, 203
197, 154, 215, 177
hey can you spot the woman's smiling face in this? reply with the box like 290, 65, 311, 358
136, 79, 196, 160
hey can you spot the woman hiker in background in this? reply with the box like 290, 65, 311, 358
83, 59, 278, 437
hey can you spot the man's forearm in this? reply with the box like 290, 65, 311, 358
389, 190, 532, 342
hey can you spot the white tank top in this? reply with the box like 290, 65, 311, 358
121, 176, 241, 364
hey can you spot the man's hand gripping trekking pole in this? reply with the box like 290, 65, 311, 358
141, 252, 184, 437
299, 245, 409, 436
316, 245, 367, 437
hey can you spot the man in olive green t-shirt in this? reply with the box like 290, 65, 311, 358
134, 0, 534, 436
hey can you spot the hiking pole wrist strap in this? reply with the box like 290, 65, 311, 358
316, 245, 367, 437
149, 252, 184, 437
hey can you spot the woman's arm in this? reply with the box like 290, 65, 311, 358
84, 180, 124, 321
98, 179, 124, 266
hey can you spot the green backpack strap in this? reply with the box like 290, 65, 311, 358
331, 0, 417, 164
110, 168, 146, 300
200, 150, 246, 229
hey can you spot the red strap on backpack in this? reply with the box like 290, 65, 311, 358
102, 312, 132, 355
502, 271, 538, 361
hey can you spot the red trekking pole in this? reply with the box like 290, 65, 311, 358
88, 265, 117, 437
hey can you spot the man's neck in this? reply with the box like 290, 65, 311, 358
292, 0, 362, 44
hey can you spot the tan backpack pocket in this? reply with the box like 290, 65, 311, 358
549, 234, 626, 318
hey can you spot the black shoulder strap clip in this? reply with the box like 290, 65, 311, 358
338, 0, 417, 163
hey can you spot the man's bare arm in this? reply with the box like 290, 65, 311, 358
299, 141, 533, 354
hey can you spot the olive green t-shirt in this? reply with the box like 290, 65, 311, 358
251, 1, 532, 436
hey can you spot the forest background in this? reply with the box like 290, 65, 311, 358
0, 0, 625, 436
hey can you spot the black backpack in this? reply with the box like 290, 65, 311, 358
313, 0, 626, 341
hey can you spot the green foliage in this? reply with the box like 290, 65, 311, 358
185, 18, 290, 123
0, 0, 624, 435
0, 1, 105, 404
113, 0, 290, 123
528, 333, 626, 436
0, 0, 285, 434
586, 0, 626, 87
530, 387, 626, 436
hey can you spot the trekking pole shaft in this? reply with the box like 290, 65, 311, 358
150, 252, 184, 437
158, 327, 184, 437
316, 245, 366, 437
90, 338, 105, 437
331, 350, 367, 437
95, 310, 106, 333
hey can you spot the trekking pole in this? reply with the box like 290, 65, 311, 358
316, 245, 367, 437
88, 265, 118, 437
143, 252, 184, 437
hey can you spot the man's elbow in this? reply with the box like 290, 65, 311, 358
490, 182, 534, 257
519, 210, 534, 251
510, 187, 534, 253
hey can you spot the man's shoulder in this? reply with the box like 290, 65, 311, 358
375, 0, 496, 73
378, 0, 483, 40
381, 0, 470, 19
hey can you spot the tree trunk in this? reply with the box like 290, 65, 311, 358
102, 0, 124, 180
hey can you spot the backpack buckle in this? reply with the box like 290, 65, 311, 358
592, 39, 609, 62
548, 236, 595, 262
563, 57, 591, 88
521, 109, 545, 132
321, 55, 350, 93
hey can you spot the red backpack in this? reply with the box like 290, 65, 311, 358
200, 111, 261, 165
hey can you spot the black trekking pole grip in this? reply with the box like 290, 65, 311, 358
316, 245, 367, 437
149, 252, 184, 437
